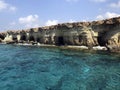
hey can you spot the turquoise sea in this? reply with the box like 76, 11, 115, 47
0, 44, 120, 90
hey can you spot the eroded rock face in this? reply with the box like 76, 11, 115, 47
1, 17, 120, 52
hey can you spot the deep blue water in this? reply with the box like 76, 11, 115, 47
0, 44, 120, 90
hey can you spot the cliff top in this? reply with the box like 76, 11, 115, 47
1, 16, 120, 34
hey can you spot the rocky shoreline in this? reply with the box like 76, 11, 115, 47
0, 17, 120, 53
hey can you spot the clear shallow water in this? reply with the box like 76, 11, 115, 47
0, 44, 120, 90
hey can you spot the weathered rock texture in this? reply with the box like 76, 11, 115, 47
0, 17, 120, 52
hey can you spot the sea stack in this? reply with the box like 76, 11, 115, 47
0, 17, 120, 52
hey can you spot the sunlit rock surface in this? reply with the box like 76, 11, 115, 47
0, 17, 120, 52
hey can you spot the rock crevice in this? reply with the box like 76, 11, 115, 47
0, 17, 120, 52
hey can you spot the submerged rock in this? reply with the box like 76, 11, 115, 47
106, 45, 120, 53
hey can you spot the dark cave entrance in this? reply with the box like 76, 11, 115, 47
79, 35, 83, 43
97, 32, 106, 46
20, 35, 26, 41
29, 36, 35, 41
37, 38, 40, 42
57, 36, 64, 45
12, 36, 17, 41
0, 35, 5, 40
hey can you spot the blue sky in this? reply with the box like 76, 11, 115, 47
0, 0, 120, 31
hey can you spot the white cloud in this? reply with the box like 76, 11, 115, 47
69, 19, 76, 23
45, 20, 58, 26
19, 15, 40, 28
9, 6, 17, 11
110, 1, 120, 8
90, 0, 106, 3
96, 15, 104, 20
0, 0, 7, 10
19, 15, 38, 24
96, 12, 120, 20
105, 12, 120, 18
0, 0, 17, 12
